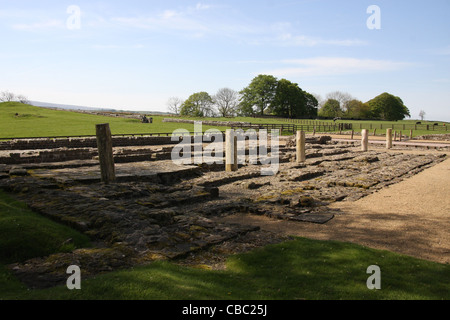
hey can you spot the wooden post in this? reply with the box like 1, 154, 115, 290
386, 128, 392, 149
225, 129, 237, 172
233, 135, 238, 171
410, 129, 413, 140
361, 129, 369, 152
96, 123, 116, 184
351, 130, 354, 140
296, 131, 306, 163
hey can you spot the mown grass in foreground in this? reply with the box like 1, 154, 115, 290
2, 237, 448, 300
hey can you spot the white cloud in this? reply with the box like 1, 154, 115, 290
111, 5, 210, 36
255, 21, 368, 47
262, 57, 412, 77
276, 34, 367, 47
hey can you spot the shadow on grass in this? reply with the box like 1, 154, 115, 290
7, 238, 449, 300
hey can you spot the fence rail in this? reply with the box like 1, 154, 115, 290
230, 123, 351, 134
279, 118, 448, 132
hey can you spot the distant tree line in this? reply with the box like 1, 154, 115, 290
167, 74, 411, 121
0, 91, 29, 104
316, 91, 411, 121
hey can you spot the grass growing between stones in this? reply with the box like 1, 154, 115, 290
2, 237, 448, 300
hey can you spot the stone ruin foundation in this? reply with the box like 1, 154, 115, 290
0, 135, 447, 289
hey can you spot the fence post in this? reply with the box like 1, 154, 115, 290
361, 129, 369, 152
386, 128, 392, 149
96, 123, 116, 184
225, 129, 238, 172
296, 131, 306, 163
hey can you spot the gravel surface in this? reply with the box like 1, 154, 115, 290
222, 153, 450, 264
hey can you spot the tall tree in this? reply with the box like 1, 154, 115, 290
180, 92, 215, 117
304, 92, 319, 118
167, 97, 184, 115
367, 93, 410, 121
419, 110, 426, 121
318, 99, 342, 118
346, 99, 372, 119
326, 91, 354, 113
239, 75, 278, 116
214, 88, 239, 117
272, 79, 306, 118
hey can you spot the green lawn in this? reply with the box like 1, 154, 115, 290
1, 102, 448, 139
2, 237, 448, 300
0, 102, 227, 138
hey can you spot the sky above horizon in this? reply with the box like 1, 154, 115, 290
1, 0, 449, 121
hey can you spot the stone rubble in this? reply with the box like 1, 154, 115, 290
0, 138, 447, 289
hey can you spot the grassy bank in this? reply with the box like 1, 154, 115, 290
2, 237, 448, 300
0, 191, 91, 265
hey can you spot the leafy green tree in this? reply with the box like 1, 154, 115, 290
367, 93, 410, 121
318, 99, 342, 118
180, 92, 215, 117
272, 79, 306, 118
239, 75, 278, 116
304, 92, 319, 118
346, 99, 372, 119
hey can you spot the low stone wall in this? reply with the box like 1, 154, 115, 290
414, 134, 450, 141
1, 149, 97, 165
0, 136, 178, 151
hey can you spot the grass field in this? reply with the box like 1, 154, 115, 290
1, 102, 448, 139
0, 102, 228, 138
0, 190, 448, 300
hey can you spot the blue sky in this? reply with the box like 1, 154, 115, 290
1, 0, 449, 121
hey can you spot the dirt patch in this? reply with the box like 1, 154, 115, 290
221, 155, 450, 264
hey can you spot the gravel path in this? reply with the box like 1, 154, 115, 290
223, 153, 450, 264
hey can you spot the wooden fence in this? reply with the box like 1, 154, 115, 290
230, 123, 352, 134
280, 118, 448, 132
